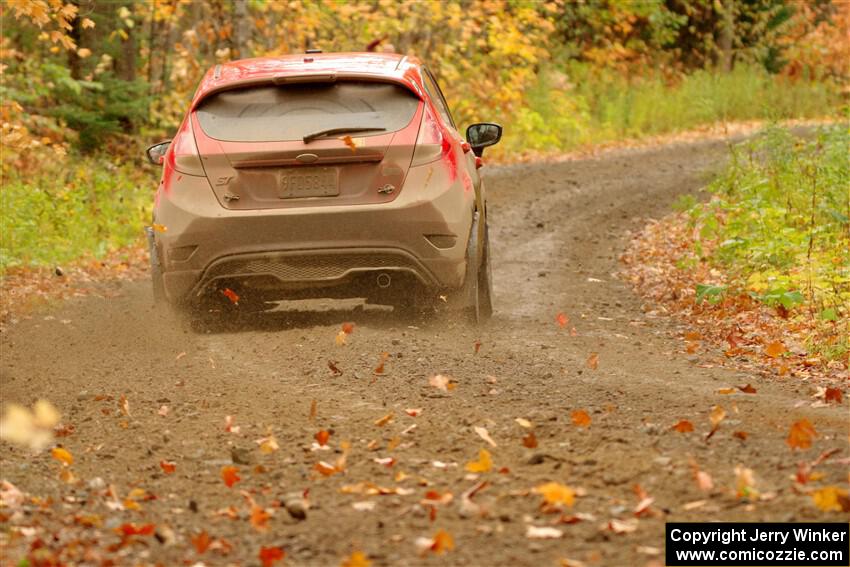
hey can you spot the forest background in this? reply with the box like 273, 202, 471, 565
0, 0, 848, 272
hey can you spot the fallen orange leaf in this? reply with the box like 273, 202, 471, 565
259, 545, 285, 567
341, 322, 355, 334
341, 550, 372, 567
811, 486, 850, 512
556, 312, 569, 328
116, 523, 155, 537
51, 446, 73, 466
533, 482, 575, 508
571, 409, 591, 427
586, 352, 599, 370
672, 420, 694, 433
464, 449, 492, 473
765, 340, 785, 358
159, 460, 176, 474
221, 466, 241, 488
787, 418, 817, 450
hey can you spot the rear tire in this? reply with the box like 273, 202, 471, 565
461, 213, 492, 325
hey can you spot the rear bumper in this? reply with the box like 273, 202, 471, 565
153, 165, 474, 303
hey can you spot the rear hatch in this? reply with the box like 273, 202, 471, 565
192, 80, 422, 210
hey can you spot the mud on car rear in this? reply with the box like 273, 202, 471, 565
146, 52, 501, 324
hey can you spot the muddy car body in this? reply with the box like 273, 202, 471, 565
146, 52, 502, 322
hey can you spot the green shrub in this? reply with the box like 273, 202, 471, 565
0, 155, 155, 270
687, 124, 850, 357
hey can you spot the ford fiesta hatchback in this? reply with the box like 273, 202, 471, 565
145, 52, 502, 323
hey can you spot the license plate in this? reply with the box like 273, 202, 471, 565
278, 168, 339, 199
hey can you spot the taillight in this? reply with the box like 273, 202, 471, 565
167, 115, 205, 176
411, 104, 448, 167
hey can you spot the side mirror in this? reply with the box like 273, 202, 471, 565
466, 123, 502, 157
146, 141, 171, 165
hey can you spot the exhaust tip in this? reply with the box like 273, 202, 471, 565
376, 273, 392, 289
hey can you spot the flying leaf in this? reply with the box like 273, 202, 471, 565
259, 546, 286, 567
533, 482, 575, 508
256, 434, 279, 454
765, 341, 786, 358
824, 387, 842, 404
811, 486, 850, 512
428, 374, 451, 391
224, 415, 240, 434
51, 446, 73, 466
786, 419, 817, 450
586, 352, 599, 370
314, 461, 339, 476
374, 413, 394, 427
473, 426, 497, 447
249, 502, 270, 532
315, 430, 330, 446
526, 525, 563, 539
522, 431, 538, 448
695, 470, 713, 492
221, 288, 239, 305
341, 550, 372, 567
672, 420, 694, 433
118, 394, 130, 416
159, 460, 176, 474
340, 135, 357, 152
464, 449, 492, 473
415, 529, 454, 555
606, 518, 638, 534
706, 405, 726, 440
152, 223, 168, 233
571, 410, 591, 427
116, 523, 155, 537
374, 352, 389, 375
191, 530, 211, 554
734, 465, 758, 500
221, 466, 241, 488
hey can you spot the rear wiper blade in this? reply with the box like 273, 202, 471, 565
303, 127, 386, 143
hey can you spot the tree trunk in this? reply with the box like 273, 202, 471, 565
718, 0, 735, 72
67, 1, 83, 79
232, 0, 251, 59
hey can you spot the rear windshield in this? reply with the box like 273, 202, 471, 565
196, 81, 420, 142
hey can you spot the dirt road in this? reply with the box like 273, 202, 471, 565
1, 140, 847, 566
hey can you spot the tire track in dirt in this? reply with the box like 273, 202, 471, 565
1, 140, 847, 566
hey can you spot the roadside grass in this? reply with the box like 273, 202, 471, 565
623, 124, 849, 376
491, 64, 841, 159
0, 156, 154, 272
